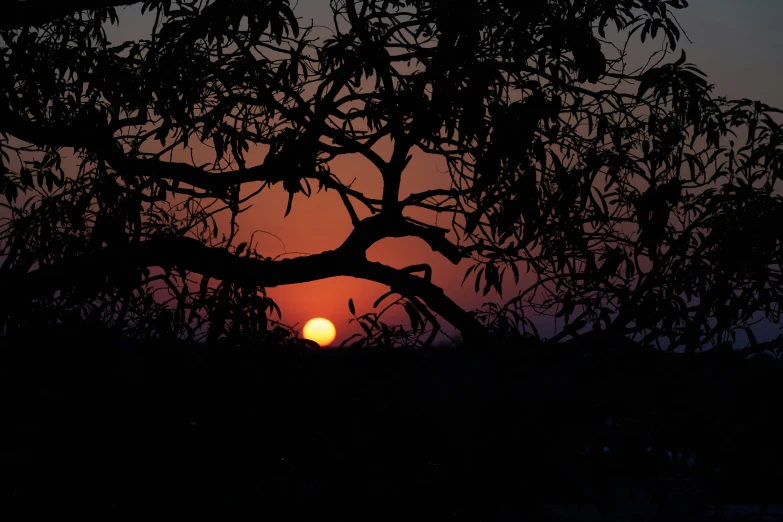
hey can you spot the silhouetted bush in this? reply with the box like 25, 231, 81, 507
3, 325, 781, 519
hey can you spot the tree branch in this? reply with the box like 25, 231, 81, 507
339, 214, 465, 265
1, 0, 143, 30
4, 235, 484, 343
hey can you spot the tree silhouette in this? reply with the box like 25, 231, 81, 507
1, 0, 782, 352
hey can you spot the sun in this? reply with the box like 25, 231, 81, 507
302, 317, 337, 347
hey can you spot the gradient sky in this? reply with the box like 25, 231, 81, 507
104, 0, 783, 345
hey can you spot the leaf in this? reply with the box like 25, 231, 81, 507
359, 320, 373, 337
651, 19, 660, 40
373, 291, 395, 308
44, 171, 56, 192
746, 117, 757, 146
556, 293, 574, 319
641, 20, 650, 43
340, 333, 364, 348
625, 258, 635, 280
474, 267, 485, 293
236, 242, 247, 256
564, 319, 587, 335
20, 168, 32, 188
269, 300, 282, 319
667, 19, 681, 46
348, 298, 355, 315
483, 264, 497, 296
404, 302, 422, 332
213, 133, 224, 161
199, 276, 210, 301
596, 117, 607, 142
592, 188, 609, 216
637, 73, 656, 100
462, 264, 476, 286
282, 6, 299, 37
464, 209, 481, 236
674, 49, 686, 67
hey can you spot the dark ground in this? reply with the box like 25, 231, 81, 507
2, 328, 782, 520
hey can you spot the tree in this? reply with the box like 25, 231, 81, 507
1, 0, 782, 352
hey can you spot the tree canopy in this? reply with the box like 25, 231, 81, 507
2, 0, 782, 352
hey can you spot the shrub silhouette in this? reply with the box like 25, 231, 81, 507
3, 327, 782, 517
1, 0, 782, 352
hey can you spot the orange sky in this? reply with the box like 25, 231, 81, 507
224, 143, 533, 345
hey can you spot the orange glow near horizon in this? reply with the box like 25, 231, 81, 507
303, 318, 337, 347
186, 145, 526, 345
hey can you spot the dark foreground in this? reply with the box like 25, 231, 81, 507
2, 328, 782, 520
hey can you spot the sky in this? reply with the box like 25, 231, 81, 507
103, 0, 783, 345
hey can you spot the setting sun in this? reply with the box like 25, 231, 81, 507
302, 318, 337, 347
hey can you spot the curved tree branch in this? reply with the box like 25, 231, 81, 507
3, 235, 485, 343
